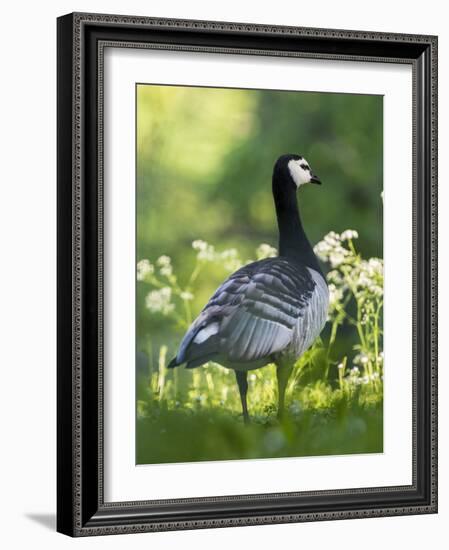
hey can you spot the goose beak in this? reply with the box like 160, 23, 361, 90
310, 174, 321, 185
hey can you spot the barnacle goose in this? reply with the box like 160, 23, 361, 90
168, 154, 329, 422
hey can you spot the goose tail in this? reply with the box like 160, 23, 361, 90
167, 356, 179, 369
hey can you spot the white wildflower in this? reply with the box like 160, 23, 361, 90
220, 248, 238, 260
368, 258, 383, 276
355, 268, 372, 288
256, 243, 278, 260
328, 283, 343, 308
192, 240, 208, 251
180, 291, 194, 301
145, 287, 174, 315
159, 265, 173, 278
197, 243, 216, 261
313, 240, 332, 260
314, 231, 350, 267
369, 284, 383, 297
224, 259, 242, 272
329, 250, 348, 268
136, 259, 154, 281
156, 255, 171, 267
192, 240, 216, 261
351, 258, 383, 298
340, 229, 359, 241
337, 363, 344, 370
326, 270, 343, 284
347, 372, 362, 385
219, 248, 242, 271
324, 231, 341, 246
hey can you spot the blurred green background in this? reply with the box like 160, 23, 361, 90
136, 84, 383, 464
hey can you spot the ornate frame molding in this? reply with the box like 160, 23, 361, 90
57, 12, 438, 536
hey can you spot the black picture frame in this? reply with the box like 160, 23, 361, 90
57, 12, 438, 536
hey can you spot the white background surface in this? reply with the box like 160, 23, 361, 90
0, 1, 446, 548
104, 49, 413, 501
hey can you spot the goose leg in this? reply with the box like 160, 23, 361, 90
235, 370, 250, 424
276, 361, 293, 420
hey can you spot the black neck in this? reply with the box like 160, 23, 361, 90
272, 174, 322, 274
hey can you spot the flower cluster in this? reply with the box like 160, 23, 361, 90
192, 240, 243, 272
328, 282, 344, 310
341, 229, 359, 241
137, 255, 177, 284
343, 363, 381, 387
137, 241, 278, 321
314, 229, 384, 393
192, 240, 216, 262
219, 248, 242, 272
351, 258, 383, 298
314, 231, 351, 268
145, 287, 174, 315
137, 259, 154, 281
156, 255, 173, 278
314, 230, 383, 310
256, 243, 278, 260
138, 232, 383, 402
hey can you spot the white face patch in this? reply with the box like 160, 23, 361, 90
288, 158, 313, 188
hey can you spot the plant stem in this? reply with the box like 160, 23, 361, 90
158, 345, 168, 401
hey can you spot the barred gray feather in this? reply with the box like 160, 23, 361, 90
173, 257, 328, 371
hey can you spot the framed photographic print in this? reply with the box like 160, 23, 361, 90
57, 12, 438, 536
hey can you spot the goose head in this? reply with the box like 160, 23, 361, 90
273, 154, 321, 190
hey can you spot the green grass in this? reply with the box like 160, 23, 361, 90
136, 358, 383, 464
136, 232, 384, 465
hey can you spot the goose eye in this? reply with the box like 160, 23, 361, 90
300, 163, 310, 171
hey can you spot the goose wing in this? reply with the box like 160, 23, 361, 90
170, 257, 319, 369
